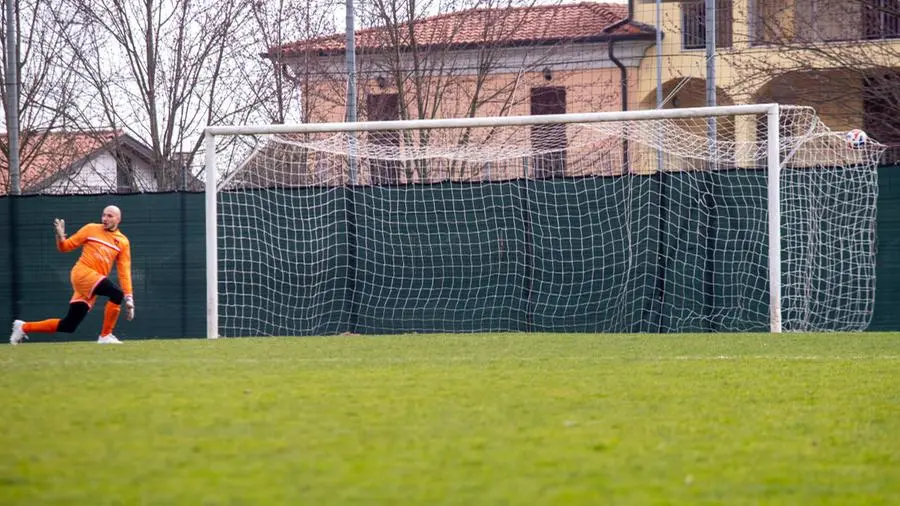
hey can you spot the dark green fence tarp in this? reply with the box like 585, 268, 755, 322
2, 164, 898, 339
871, 165, 900, 330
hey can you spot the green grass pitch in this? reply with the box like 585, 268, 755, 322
1, 333, 898, 505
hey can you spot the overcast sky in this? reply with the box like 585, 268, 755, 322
330, 0, 628, 33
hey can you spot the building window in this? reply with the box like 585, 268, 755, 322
116, 155, 134, 193
750, 0, 785, 45
530, 86, 566, 179
753, 1, 899, 45
785, 0, 900, 43
682, 0, 733, 50
865, 0, 900, 40
366, 93, 401, 184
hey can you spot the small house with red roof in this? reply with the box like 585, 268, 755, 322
0, 130, 158, 196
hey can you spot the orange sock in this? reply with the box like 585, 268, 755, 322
101, 302, 121, 336
23, 319, 60, 333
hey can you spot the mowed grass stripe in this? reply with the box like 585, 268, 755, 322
3, 355, 900, 367
1, 333, 898, 505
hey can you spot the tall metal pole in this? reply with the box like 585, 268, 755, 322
655, 0, 663, 109
5, 0, 20, 195
705, 0, 717, 148
5, 0, 20, 322
703, 0, 718, 330
344, 0, 359, 333
346, 0, 358, 184
656, 0, 664, 172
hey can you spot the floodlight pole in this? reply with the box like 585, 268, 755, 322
705, 0, 717, 148
655, 0, 664, 172
5, 0, 20, 195
5, 0, 21, 324
346, 0, 358, 184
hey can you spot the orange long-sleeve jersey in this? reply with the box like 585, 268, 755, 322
57, 223, 133, 296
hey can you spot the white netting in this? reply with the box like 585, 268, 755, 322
211, 106, 884, 336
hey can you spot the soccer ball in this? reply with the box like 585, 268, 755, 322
846, 129, 868, 149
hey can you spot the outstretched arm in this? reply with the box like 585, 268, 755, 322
117, 242, 135, 320
56, 221, 90, 252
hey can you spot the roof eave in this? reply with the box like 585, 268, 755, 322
269, 30, 660, 60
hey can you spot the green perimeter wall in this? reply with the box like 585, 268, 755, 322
2, 165, 899, 340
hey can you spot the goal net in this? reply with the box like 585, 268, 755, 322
204, 105, 884, 338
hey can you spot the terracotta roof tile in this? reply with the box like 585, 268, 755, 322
271, 2, 653, 57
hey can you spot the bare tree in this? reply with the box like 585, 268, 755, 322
0, 0, 95, 193
319, 0, 633, 180
45, 0, 275, 190
248, 0, 338, 125
360, 0, 575, 121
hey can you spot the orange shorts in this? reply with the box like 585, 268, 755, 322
70, 264, 106, 309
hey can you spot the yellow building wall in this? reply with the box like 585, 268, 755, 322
631, 0, 900, 137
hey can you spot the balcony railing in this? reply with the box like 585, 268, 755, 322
752, 0, 900, 44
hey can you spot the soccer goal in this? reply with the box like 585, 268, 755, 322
203, 104, 883, 338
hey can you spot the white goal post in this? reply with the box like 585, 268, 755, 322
204, 104, 882, 338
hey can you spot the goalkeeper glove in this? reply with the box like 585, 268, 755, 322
124, 295, 135, 321
53, 218, 66, 241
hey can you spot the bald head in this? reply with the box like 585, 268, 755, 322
102, 205, 122, 232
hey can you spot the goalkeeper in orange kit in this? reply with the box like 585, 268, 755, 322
10, 205, 135, 345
